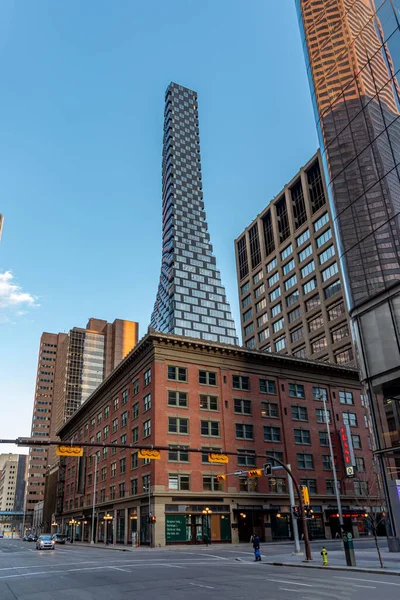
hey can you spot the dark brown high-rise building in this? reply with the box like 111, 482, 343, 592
235, 151, 355, 365
296, 0, 400, 538
25, 319, 138, 520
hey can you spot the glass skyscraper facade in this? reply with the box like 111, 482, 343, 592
151, 83, 238, 344
296, 0, 400, 538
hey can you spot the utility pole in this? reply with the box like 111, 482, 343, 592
321, 394, 344, 534
148, 475, 152, 548
287, 464, 301, 555
90, 452, 98, 544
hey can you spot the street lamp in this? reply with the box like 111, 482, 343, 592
69, 519, 77, 544
104, 513, 113, 545
202, 507, 212, 545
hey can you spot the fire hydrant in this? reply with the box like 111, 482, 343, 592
321, 547, 328, 566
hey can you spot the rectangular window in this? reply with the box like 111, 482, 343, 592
101, 466, 107, 481
288, 306, 301, 322
326, 479, 335, 494
122, 389, 129, 405
200, 395, 218, 411
297, 453, 314, 469
234, 399, 252, 415
243, 308, 253, 321
269, 287, 281, 302
261, 401, 279, 418
339, 391, 354, 405
144, 369, 151, 386
110, 485, 116, 500
168, 474, 190, 491
238, 450, 256, 467
132, 427, 138, 443
255, 299, 267, 313
144, 393, 151, 411
322, 262, 338, 282
328, 301, 345, 321
257, 313, 268, 327
168, 417, 189, 434
285, 274, 297, 291
269, 477, 287, 493
316, 408, 331, 423
300, 478, 317, 494
249, 223, 261, 269
319, 431, 329, 446
316, 228, 332, 248
313, 386, 327, 401
267, 257, 277, 273
199, 370, 217, 386
96, 431, 101, 443
113, 398, 119, 412
356, 457, 365, 472
324, 279, 341, 299
242, 295, 251, 309
168, 446, 189, 462
241, 281, 250, 295
354, 481, 369, 496
244, 322, 254, 336
201, 420, 220, 437
292, 405, 308, 421
335, 348, 354, 364
112, 418, 118, 433
343, 412, 357, 427
130, 479, 138, 495
281, 244, 293, 260
311, 336, 327, 353
352, 434, 362, 449
268, 272, 280, 287
142, 475, 150, 493
168, 365, 187, 382
264, 426, 281, 442
275, 336, 286, 352
258, 327, 270, 342
131, 452, 138, 469
132, 402, 139, 419
121, 411, 128, 427
119, 482, 125, 499
286, 290, 300, 307
303, 277, 317, 295
232, 375, 250, 390
308, 314, 323, 332
254, 283, 265, 298
319, 245, 335, 265
104, 405, 110, 419
110, 462, 117, 478
253, 270, 263, 285
296, 229, 310, 247
290, 325, 304, 343
202, 475, 223, 491
267, 450, 284, 467
305, 294, 320, 311
293, 346, 307, 358
271, 302, 282, 317
119, 457, 126, 474
259, 379, 276, 394
273, 317, 284, 333
167, 390, 188, 407
236, 423, 254, 439
282, 259, 295, 275
298, 244, 312, 263
237, 236, 249, 280
301, 260, 315, 278
289, 384, 305, 398
133, 379, 139, 395
143, 419, 151, 438
313, 212, 329, 232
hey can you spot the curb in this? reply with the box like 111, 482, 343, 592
265, 561, 400, 576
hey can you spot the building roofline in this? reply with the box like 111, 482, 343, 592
234, 149, 322, 243
57, 328, 359, 438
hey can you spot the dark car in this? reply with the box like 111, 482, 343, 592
28, 535, 38, 542
52, 534, 67, 544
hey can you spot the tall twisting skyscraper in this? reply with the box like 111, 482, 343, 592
151, 83, 238, 344
296, 0, 400, 538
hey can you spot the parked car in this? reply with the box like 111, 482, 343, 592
0, 533, 4, 539
52, 533, 67, 544
28, 535, 38, 542
36, 535, 55, 550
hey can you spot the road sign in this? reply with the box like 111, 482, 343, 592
346, 466, 355, 478
138, 449, 161, 460
208, 453, 229, 464
264, 463, 273, 476
56, 445, 84, 457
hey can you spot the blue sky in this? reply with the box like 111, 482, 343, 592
0, 0, 318, 454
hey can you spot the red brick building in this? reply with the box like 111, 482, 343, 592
56, 330, 374, 546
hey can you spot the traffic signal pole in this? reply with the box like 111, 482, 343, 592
286, 464, 301, 555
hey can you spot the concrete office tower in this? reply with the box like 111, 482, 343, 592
0, 454, 27, 513
235, 151, 355, 365
296, 0, 400, 539
151, 82, 238, 345
25, 319, 138, 516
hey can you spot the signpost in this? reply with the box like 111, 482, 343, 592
56, 445, 84, 457
138, 449, 161, 460
208, 453, 229, 464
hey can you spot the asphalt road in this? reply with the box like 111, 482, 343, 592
1, 539, 399, 599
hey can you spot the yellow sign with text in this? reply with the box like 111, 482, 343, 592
56, 445, 84, 457
138, 449, 161, 460
208, 453, 229, 464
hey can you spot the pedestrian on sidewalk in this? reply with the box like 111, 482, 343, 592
251, 533, 261, 562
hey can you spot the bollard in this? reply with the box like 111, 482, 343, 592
321, 547, 328, 566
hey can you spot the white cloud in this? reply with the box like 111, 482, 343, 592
0, 271, 39, 318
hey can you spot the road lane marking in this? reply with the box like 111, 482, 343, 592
334, 576, 400, 587
190, 583, 214, 589
108, 566, 131, 573
266, 579, 313, 587
279, 588, 300, 592
353, 585, 377, 589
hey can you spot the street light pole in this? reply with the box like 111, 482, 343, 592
321, 394, 344, 534
91, 452, 98, 544
286, 464, 301, 554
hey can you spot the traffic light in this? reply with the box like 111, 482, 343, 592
305, 507, 314, 518
247, 469, 262, 478
216, 474, 226, 482
292, 506, 300, 519
148, 515, 156, 524
300, 485, 310, 506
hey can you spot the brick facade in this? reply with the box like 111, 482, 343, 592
56, 331, 374, 546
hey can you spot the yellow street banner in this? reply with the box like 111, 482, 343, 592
208, 452, 229, 464
56, 445, 84, 457
138, 448, 161, 460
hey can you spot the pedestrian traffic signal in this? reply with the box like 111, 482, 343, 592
148, 515, 156, 524
247, 469, 262, 478
292, 506, 300, 519
216, 474, 226, 482
300, 485, 310, 506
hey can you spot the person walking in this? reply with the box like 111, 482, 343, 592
251, 533, 261, 562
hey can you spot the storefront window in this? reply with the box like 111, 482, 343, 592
116, 510, 125, 544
